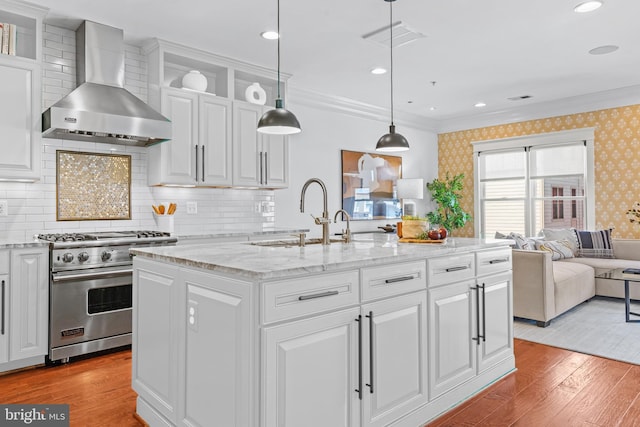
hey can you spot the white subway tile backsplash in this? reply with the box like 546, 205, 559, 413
0, 24, 277, 241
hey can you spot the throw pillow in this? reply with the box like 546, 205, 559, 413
574, 228, 615, 259
535, 239, 575, 261
541, 228, 579, 255
508, 232, 536, 250
494, 231, 509, 239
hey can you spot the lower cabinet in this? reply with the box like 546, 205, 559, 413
0, 247, 48, 372
428, 272, 513, 399
263, 290, 428, 427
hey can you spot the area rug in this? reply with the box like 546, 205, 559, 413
513, 296, 640, 365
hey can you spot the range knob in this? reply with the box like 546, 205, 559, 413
77, 252, 90, 262
62, 253, 74, 263
101, 251, 112, 262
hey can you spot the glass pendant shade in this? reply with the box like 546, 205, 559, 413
257, 99, 301, 135
376, 124, 409, 152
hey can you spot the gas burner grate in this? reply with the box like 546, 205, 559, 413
37, 233, 96, 242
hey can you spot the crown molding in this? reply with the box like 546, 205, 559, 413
437, 85, 640, 134
287, 84, 438, 133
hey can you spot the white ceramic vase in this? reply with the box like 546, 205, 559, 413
182, 70, 208, 92
245, 82, 267, 105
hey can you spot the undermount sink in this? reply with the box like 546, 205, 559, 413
251, 238, 345, 248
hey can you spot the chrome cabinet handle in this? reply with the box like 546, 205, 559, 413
471, 286, 481, 345
355, 315, 363, 400
201, 145, 205, 182
365, 311, 374, 394
259, 152, 264, 185
194, 145, 199, 182
480, 283, 486, 342
297, 290, 339, 301
445, 266, 468, 272
488, 258, 508, 264
384, 275, 414, 284
264, 151, 268, 186
1, 280, 5, 335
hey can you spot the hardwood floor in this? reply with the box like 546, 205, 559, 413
1, 340, 639, 427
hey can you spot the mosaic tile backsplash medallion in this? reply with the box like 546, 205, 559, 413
57, 151, 132, 221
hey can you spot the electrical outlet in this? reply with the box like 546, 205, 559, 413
186, 201, 197, 214
0, 200, 7, 216
254, 202, 262, 213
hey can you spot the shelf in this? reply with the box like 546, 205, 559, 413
163, 52, 228, 97
0, 1, 45, 62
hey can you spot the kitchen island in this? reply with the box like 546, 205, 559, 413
130, 234, 515, 427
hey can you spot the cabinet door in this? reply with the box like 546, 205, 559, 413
362, 291, 428, 427
150, 88, 198, 185
9, 248, 48, 361
199, 95, 232, 186
181, 271, 253, 427
132, 258, 182, 424
263, 308, 361, 427
232, 102, 262, 187
0, 63, 40, 181
261, 128, 288, 188
428, 280, 476, 398
477, 272, 513, 373
0, 273, 8, 364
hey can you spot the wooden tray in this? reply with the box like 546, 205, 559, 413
398, 237, 446, 244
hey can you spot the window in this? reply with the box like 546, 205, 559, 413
552, 187, 564, 219
473, 129, 595, 238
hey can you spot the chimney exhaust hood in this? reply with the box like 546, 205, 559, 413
42, 21, 171, 147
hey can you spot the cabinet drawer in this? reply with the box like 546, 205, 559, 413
361, 260, 426, 301
0, 250, 8, 274
427, 254, 475, 287
476, 248, 512, 277
262, 270, 359, 324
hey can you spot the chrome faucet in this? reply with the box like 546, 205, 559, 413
300, 178, 331, 245
333, 209, 352, 243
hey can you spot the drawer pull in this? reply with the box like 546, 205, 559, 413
445, 266, 468, 272
1, 280, 5, 335
298, 290, 339, 301
384, 275, 415, 284
488, 258, 508, 264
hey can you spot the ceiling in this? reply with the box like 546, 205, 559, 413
32, 0, 640, 123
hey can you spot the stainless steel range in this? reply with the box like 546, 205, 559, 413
37, 231, 177, 363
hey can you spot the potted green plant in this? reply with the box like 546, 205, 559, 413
426, 173, 472, 236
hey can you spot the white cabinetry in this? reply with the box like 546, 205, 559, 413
0, 1, 45, 182
144, 39, 289, 188
263, 308, 361, 427
233, 102, 288, 188
427, 248, 513, 399
148, 87, 232, 186
0, 247, 49, 373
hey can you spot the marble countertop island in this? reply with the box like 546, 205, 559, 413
131, 234, 512, 280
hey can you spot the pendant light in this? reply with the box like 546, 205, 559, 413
375, 0, 409, 152
257, 0, 301, 135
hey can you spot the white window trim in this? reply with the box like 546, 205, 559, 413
472, 128, 595, 237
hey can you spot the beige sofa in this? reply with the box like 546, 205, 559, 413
513, 238, 640, 327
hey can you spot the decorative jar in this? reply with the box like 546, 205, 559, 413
182, 70, 208, 92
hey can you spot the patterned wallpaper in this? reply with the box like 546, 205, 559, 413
438, 104, 640, 239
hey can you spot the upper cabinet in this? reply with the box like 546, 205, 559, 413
144, 39, 289, 189
0, 0, 46, 182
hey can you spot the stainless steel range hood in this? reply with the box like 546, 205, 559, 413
42, 21, 171, 147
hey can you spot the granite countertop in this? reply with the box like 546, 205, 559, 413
176, 227, 310, 241
131, 234, 512, 280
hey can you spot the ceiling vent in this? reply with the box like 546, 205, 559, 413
362, 21, 426, 48
507, 95, 533, 101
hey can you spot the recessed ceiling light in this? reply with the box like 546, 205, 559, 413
429, 107, 437, 111
261, 31, 279, 40
589, 45, 619, 55
474, 102, 487, 108
370, 67, 387, 75
574, 1, 603, 13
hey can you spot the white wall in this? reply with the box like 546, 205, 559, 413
0, 23, 438, 242
276, 93, 438, 238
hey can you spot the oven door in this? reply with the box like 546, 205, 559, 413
50, 266, 133, 351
